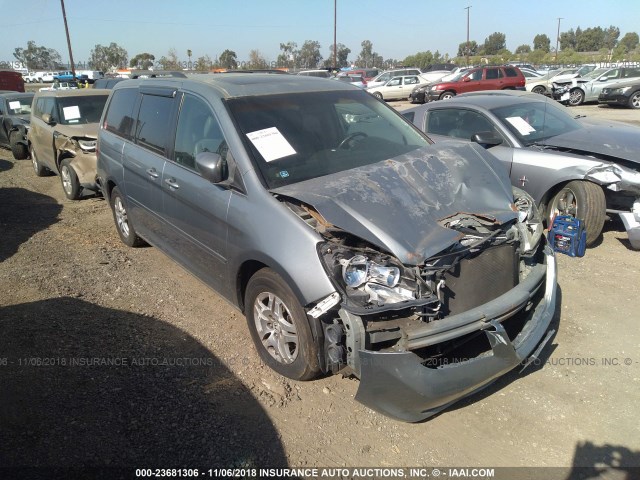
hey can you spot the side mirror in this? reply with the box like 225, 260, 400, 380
195, 151, 225, 183
42, 113, 56, 126
471, 132, 503, 148
598, 77, 608, 81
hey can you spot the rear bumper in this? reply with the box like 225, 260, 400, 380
353, 246, 557, 422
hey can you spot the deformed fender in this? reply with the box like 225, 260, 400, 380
55, 135, 98, 187
585, 163, 640, 195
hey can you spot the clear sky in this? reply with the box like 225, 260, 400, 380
2, 0, 639, 67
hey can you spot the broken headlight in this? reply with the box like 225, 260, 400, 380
76, 138, 97, 152
512, 186, 543, 254
340, 255, 400, 288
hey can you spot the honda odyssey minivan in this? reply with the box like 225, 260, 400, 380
97, 74, 557, 422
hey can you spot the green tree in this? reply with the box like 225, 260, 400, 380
247, 50, 268, 69
603, 26, 620, 50
559, 29, 577, 50
218, 49, 238, 69
297, 40, 322, 69
576, 27, 606, 51
619, 32, 639, 52
194, 55, 213, 72
483, 32, 506, 55
515, 44, 531, 54
157, 48, 181, 70
356, 40, 384, 68
89, 42, 128, 71
129, 52, 155, 69
403, 51, 434, 69
457, 41, 478, 57
533, 34, 550, 52
324, 43, 351, 68
13, 41, 62, 70
276, 42, 298, 68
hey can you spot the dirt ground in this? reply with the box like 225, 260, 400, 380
0, 100, 639, 479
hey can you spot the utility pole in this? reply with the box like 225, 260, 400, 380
60, 0, 75, 77
333, 0, 337, 69
465, 6, 472, 67
555, 17, 563, 63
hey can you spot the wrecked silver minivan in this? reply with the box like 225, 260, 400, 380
97, 75, 557, 422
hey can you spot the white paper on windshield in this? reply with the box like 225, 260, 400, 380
505, 116, 536, 136
246, 127, 296, 162
63, 106, 81, 121
8, 101, 21, 110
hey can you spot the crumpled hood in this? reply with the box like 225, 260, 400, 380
542, 122, 640, 166
273, 142, 516, 265
53, 122, 99, 140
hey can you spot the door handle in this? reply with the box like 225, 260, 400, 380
146, 168, 159, 178
164, 178, 179, 189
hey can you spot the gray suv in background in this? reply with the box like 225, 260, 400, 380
97, 74, 557, 422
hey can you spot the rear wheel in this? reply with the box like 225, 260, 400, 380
110, 186, 144, 247
531, 85, 546, 95
439, 91, 455, 100
373, 92, 383, 100
60, 158, 82, 200
10, 132, 28, 160
548, 180, 606, 246
568, 88, 585, 106
245, 268, 321, 381
629, 91, 640, 109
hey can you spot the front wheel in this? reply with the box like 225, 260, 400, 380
30, 145, 47, 177
628, 91, 640, 109
531, 85, 546, 95
548, 180, 606, 247
10, 132, 28, 160
60, 159, 82, 200
110, 186, 144, 247
373, 92, 383, 100
439, 91, 455, 100
245, 269, 321, 381
568, 88, 585, 106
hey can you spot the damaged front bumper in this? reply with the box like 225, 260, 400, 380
345, 246, 557, 422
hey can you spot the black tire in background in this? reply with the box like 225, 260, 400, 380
245, 268, 321, 381
10, 131, 28, 160
548, 180, 606, 247
109, 186, 145, 247
628, 91, 640, 109
531, 86, 546, 94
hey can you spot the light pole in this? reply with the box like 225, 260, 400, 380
60, 0, 75, 76
333, 0, 337, 68
465, 6, 472, 66
555, 17, 563, 63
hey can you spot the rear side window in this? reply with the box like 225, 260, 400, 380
504, 68, 519, 77
485, 68, 503, 80
103, 88, 137, 139
134, 94, 174, 156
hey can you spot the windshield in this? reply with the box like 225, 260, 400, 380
490, 100, 582, 146
6, 95, 34, 114
56, 95, 108, 125
582, 68, 607, 80
226, 90, 430, 188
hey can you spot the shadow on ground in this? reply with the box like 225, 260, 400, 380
0, 187, 62, 262
567, 441, 640, 479
0, 298, 287, 474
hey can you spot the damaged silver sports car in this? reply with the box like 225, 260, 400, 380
98, 74, 557, 422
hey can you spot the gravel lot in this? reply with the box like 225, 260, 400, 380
0, 98, 639, 479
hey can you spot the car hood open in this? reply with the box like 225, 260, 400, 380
542, 122, 640, 166
273, 143, 516, 265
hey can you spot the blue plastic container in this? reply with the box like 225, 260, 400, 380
548, 215, 587, 257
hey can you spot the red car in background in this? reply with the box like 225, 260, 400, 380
337, 68, 380, 85
425, 65, 525, 101
0, 70, 25, 92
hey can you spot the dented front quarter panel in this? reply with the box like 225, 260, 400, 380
55, 134, 98, 187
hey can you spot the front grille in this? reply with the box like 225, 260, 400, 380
442, 243, 519, 316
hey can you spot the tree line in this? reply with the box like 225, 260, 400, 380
11, 25, 640, 73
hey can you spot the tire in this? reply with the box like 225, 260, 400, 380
568, 88, 585, 106
373, 92, 383, 100
548, 180, 606, 247
531, 86, 546, 95
109, 186, 144, 247
245, 268, 321, 381
628, 91, 640, 109
10, 131, 28, 160
59, 158, 82, 200
439, 91, 455, 100
30, 145, 47, 177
